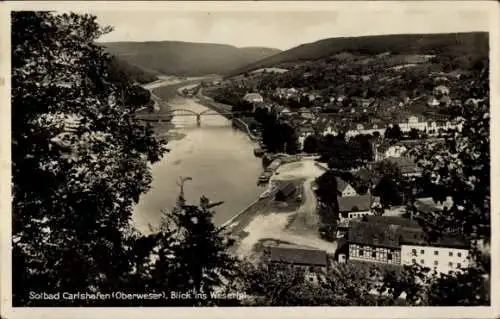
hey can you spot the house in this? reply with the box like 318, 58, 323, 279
399, 196, 470, 274
375, 144, 408, 161
338, 194, 373, 220
243, 92, 264, 104
267, 244, 328, 269
439, 95, 452, 107
308, 94, 318, 102
337, 177, 358, 197
433, 76, 449, 84
299, 107, 314, 120
322, 125, 338, 136
344, 215, 470, 274
400, 229, 470, 275
264, 244, 329, 282
346, 216, 420, 265
427, 96, 440, 107
398, 116, 428, 132
347, 218, 403, 265
385, 156, 422, 177
433, 85, 450, 97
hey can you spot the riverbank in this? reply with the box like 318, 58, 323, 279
224, 158, 334, 259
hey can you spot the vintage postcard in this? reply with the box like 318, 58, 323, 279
0, 1, 499, 318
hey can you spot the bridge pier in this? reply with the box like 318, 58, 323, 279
196, 115, 201, 127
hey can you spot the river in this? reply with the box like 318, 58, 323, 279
132, 93, 265, 234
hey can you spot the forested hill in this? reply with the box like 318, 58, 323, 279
226, 32, 488, 77
109, 56, 159, 84
102, 41, 281, 76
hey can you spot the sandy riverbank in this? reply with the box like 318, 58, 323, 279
227, 159, 333, 259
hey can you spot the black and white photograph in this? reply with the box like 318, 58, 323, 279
1, 1, 498, 318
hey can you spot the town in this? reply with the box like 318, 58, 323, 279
9, 7, 491, 311
176, 48, 489, 289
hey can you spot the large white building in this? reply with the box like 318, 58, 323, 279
400, 242, 470, 275
397, 116, 463, 133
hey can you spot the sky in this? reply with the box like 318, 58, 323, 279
93, 5, 490, 51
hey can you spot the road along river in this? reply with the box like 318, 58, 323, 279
132, 93, 265, 234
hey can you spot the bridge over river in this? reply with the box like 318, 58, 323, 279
134, 107, 233, 127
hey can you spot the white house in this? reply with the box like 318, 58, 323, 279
322, 126, 338, 136
338, 194, 373, 221
384, 145, 408, 159
400, 236, 470, 275
337, 177, 358, 197
399, 116, 428, 132
433, 85, 450, 97
243, 92, 264, 104
345, 127, 386, 139
427, 96, 440, 107
399, 197, 470, 274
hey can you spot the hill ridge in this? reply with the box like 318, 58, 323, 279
226, 31, 488, 77
102, 40, 282, 76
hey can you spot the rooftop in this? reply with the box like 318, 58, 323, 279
362, 215, 420, 229
348, 216, 469, 249
414, 197, 454, 214
267, 245, 328, 267
338, 194, 372, 213
336, 176, 350, 192
348, 221, 401, 249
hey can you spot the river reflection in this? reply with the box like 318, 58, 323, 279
132, 97, 265, 234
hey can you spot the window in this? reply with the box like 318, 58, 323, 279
420, 259, 425, 265
448, 262, 453, 267
359, 250, 364, 256
434, 260, 439, 266
372, 251, 377, 258
457, 252, 462, 258
412, 248, 417, 255
412, 258, 416, 264
420, 249, 425, 254
457, 263, 461, 268
434, 251, 439, 256
449, 251, 453, 257
388, 253, 393, 260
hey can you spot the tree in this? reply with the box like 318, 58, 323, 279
373, 175, 403, 208
253, 106, 270, 124
239, 258, 407, 306
11, 12, 166, 305
261, 118, 299, 154
141, 194, 239, 306
408, 128, 420, 140
318, 134, 361, 170
314, 170, 341, 240
384, 124, 403, 140
350, 134, 374, 162
302, 134, 319, 154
